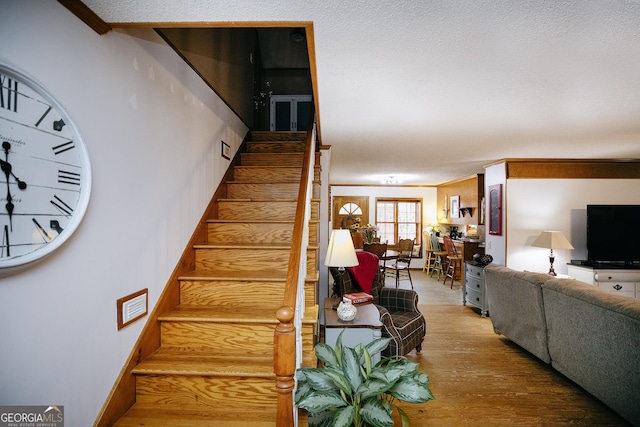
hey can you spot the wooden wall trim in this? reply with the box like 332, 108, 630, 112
58, 0, 112, 34
504, 159, 640, 179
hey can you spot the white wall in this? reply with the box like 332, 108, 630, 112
507, 179, 640, 274
0, 2, 247, 425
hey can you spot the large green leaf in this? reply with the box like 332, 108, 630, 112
392, 359, 420, 375
342, 346, 363, 392
323, 368, 352, 396
363, 346, 373, 378
315, 342, 339, 368
413, 371, 431, 387
294, 379, 313, 403
302, 369, 340, 392
308, 410, 335, 427
297, 391, 347, 413
356, 378, 392, 401
370, 365, 404, 385
387, 377, 435, 403
365, 337, 392, 359
334, 330, 345, 366
378, 359, 419, 385
397, 406, 411, 427
332, 406, 356, 427
361, 398, 394, 427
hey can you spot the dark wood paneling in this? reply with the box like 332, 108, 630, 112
506, 159, 640, 179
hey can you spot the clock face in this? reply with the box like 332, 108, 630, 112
0, 61, 91, 275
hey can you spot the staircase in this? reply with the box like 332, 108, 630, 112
108, 131, 319, 426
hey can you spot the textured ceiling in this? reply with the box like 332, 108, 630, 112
83, 0, 640, 185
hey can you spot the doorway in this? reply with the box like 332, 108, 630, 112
332, 196, 369, 231
270, 95, 312, 131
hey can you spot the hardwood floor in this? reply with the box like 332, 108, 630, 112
389, 271, 631, 426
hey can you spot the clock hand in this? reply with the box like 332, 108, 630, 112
2, 141, 28, 232
1, 161, 14, 231
0, 159, 27, 190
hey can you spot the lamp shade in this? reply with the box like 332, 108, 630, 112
325, 229, 359, 268
531, 231, 574, 250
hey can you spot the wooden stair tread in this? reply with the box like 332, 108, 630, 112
234, 165, 303, 169
115, 403, 280, 426
193, 243, 293, 249
179, 269, 287, 281
179, 269, 318, 282
217, 197, 297, 202
194, 243, 318, 250
206, 219, 294, 224
133, 350, 275, 377
159, 305, 319, 324
227, 180, 301, 184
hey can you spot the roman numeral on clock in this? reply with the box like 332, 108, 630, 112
58, 170, 80, 186
0, 75, 18, 112
50, 195, 74, 217
32, 218, 51, 241
52, 141, 75, 155
35, 106, 52, 128
2, 225, 9, 257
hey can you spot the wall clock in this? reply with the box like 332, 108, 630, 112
0, 60, 91, 276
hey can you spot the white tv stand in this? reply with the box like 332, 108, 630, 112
567, 264, 640, 300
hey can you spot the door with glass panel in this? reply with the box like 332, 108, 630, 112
270, 95, 312, 131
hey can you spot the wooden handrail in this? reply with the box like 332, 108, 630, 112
274, 111, 316, 426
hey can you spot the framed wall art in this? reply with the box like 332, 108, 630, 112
221, 141, 231, 160
488, 184, 502, 236
450, 195, 460, 219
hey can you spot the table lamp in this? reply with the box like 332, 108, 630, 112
325, 229, 359, 270
532, 231, 574, 276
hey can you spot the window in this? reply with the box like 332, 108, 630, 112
376, 199, 422, 246
339, 203, 362, 215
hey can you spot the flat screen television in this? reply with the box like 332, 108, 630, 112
587, 204, 640, 266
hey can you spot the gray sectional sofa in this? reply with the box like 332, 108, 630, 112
485, 264, 640, 426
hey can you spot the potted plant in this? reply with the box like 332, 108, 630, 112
361, 224, 379, 244
295, 332, 434, 427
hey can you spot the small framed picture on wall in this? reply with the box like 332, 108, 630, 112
221, 141, 231, 160
450, 195, 460, 219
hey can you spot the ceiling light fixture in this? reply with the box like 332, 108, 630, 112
384, 175, 400, 184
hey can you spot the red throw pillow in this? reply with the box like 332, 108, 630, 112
347, 251, 379, 294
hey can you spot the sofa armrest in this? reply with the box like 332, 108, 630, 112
375, 304, 402, 341
379, 288, 420, 312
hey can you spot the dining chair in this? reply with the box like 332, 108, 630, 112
384, 238, 415, 288
422, 232, 435, 274
430, 233, 448, 280
363, 241, 388, 273
443, 235, 463, 288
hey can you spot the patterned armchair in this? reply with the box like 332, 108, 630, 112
329, 251, 426, 358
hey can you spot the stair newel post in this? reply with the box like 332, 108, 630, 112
274, 305, 296, 426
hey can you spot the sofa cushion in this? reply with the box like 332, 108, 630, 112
485, 264, 553, 363
542, 278, 640, 426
